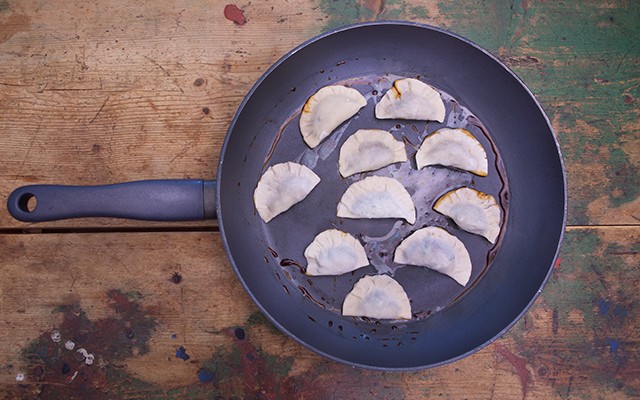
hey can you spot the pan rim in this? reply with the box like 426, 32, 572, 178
216, 20, 568, 371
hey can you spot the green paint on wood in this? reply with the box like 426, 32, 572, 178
263, 350, 295, 378
437, 1, 640, 224
10, 290, 159, 399
318, 0, 430, 32
541, 230, 602, 326
245, 310, 282, 335
318, 0, 639, 224
506, 229, 639, 398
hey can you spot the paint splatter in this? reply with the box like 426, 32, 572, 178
15, 373, 24, 382
61, 363, 70, 375
76, 348, 95, 365
494, 343, 531, 400
197, 368, 214, 383
8, 290, 158, 398
224, 4, 246, 25
234, 327, 245, 340
175, 346, 191, 361
64, 340, 75, 350
170, 272, 183, 284
607, 338, 622, 365
607, 338, 619, 353
64, 371, 78, 384
598, 298, 611, 315
51, 330, 62, 343
554, 256, 562, 269
171, 333, 177, 339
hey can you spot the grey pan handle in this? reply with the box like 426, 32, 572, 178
7, 180, 217, 222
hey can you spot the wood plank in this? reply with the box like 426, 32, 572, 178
427, 0, 640, 226
0, 0, 638, 399
0, 227, 637, 398
2, 0, 638, 230
0, 0, 325, 229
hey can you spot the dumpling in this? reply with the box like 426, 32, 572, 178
342, 275, 411, 320
433, 187, 501, 243
337, 176, 416, 224
375, 78, 445, 122
254, 162, 320, 223
416, 128, 488, 176
304, 229, 369, 276
338, 129, 408, 177
299, 85, 367, 148
394, 227, 472, 286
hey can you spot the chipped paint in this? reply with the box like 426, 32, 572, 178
7, 290, 158, 398
494, 343, 531, 400
436, 1, 640, 225
319, 0, 430, 31
0, 13, 31, 44
506, 228, 639, 398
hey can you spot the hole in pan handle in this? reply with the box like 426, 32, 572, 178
7, 180, 217, 222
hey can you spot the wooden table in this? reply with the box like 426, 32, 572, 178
1, 1, 638, 398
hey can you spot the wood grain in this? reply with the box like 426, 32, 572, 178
0, 0, 639, 399
0, 0, 324, 229
0, 228, 637, 399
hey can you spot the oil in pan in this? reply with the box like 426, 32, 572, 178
258, 74, 509, 321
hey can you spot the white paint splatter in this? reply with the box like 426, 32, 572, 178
64, 340, 76, 350
15, 373, 24, 382
65, 370, 78, 383
76, 348, 95, 365
51, 330, 61, 343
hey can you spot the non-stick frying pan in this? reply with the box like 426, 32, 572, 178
7, 21, 566, 370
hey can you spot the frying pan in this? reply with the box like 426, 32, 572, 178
7, 21, 566, 370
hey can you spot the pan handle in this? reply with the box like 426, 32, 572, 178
7, 180, 217, 222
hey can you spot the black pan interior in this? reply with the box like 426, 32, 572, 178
217, 22, 565, 370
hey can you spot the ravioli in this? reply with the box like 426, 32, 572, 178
342, 275, 412, 320
416, 128, 488, 176
304, 229, 369, 276
338, 129, 408, 177
337, 176, 416, 224
299, 85, 367, 148
253, 162, 320, 223
375, 78, 445, 122
434, 187, 501, 243
394, 226, 472, 286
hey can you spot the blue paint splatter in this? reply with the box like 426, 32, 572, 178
175, 346, 190, 361
234, 327, 245, 340
197, 368, 214, 382
598, 298, 610, 315
613, 305, 628, 319
607, 338, 619, 353
171, 333, 177, 339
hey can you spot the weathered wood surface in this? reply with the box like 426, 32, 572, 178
0, 0, 638, 399
0, 229, 637, 399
